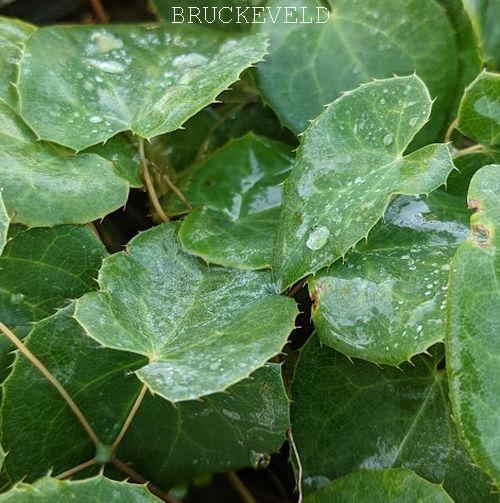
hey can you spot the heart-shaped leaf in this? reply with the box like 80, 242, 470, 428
75, 223, 297, 402
0, 16, 35, 108
0, 102, 129, 227
446, 164, 500, 487
291, 337, 496, 502
303, 468, 453, 503
0, 476, 161, 502
457, 70, 500, 146
310, 191, 469, 365
273, 75, 455, 290
1, 306, 288, 484
17, 24, 268, 151
163, 134, 293, 269
0, 225, 106, 330
256, 0, 457, 142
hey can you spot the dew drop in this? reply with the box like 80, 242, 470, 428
306, 226, 330, 250
383, 133, 394, 146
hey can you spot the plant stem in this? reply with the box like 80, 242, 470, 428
55, 458, 97, 480
111, 458, 181, 503
453, 143, 486, 157
227, 471, 257, 503
0, 322, 100, 447
111, 384, 147, 452
445, 118, 458, 143
138, 138, 169, 223
150, 160, 192, 211
89, 0, 110, 23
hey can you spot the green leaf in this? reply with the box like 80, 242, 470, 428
164, 134, 293, 269
291, 336, 496, 502
303, 468, 453, 503
446, 164, 500, 488
437, 0, 483, 116
75, 223, 297, 401
448, 150, 500, 196
0, 192, 8, 256
1, 306, 144, 482
463, 0, 500, 69
273, 75, 455, 290
1, 306, 288, 485
0, 16, 36, 108
117, 364, 289, 488
0, 225, 106, 330
17, 24, 268, 151
457, 70, 500, 146
0, 102, 129, 227
86, 134, 142, 188
256, 0, 457, 142
309, 191, 469, 365
0, 476, 161, 502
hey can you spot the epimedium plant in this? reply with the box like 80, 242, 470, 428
0, 0, 498, 501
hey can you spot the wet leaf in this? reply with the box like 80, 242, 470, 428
256, 0, 457, 142
0, 102, 129, 227
303, 468, 453, 503
117, 364, 289, 488
1, 307, 288, 484
273, 75, 455, 290
0, 476, 161, 502
457, 70, 500, 146
310, 191, 469, 365
75, 223, 297, 401
17, 24, 268, 151
446, 164, 500, 488
291, 337, 496, 502
0, 225, 106, 330
164, 134, 293, 269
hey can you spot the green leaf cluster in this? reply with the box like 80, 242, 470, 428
0, 2, 498, 501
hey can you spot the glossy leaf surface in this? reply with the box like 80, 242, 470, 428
1, 307, 288, 485
303, 468, 453, 503
273, 75, 455, 290
75, 223, 297, 401
310, 192, 469, 365
0, 225, 106, 329
291, 337, 496, 502
457, 70, 500, 146
256, 0, 457, 141
0, 102, 129, 227
164, 134, 293, 269
17, 24, 268, 150
446, 164, 500, 487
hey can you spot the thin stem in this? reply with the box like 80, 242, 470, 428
55, 458, 97, 480
138, 138, 169, 223
227, 471, 256, 503
111, 458, 181, 503
445, 117, 458, 143
453, 143, 486, 157
89, 0, 110, 23
0, 322, 100, 447
288, 429, 303, 503
150, 160, 192, 211
111, 384, 147, 452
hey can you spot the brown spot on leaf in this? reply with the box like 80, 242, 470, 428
472, 223, 491, 248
